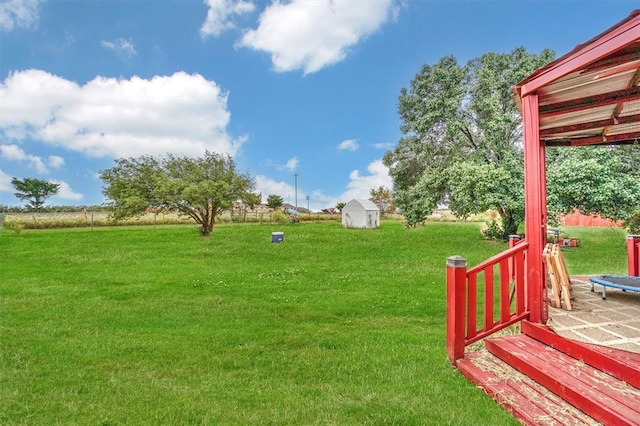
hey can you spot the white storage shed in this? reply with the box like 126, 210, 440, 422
341, 199, 380, 229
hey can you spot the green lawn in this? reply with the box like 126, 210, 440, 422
0, 221, 628, 424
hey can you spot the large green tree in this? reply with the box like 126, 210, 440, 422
100, 151, 255, 236
11, 177, 60, 210
384, 47, 555, 239
547, 145, 640, 233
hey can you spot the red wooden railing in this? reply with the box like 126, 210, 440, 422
446, 238, 530, 363
629, 235, 640, 277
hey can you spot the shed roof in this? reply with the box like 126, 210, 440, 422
346, 199, 380, 211
512, 9, 640, 147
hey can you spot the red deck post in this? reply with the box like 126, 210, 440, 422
522, 93, 547, 324
628, 235, 640, 277
446, 255, 467, 363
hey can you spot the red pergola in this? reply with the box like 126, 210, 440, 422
445, 11, 640, 423
513, 9, 640, 323
446, 9, 640, 363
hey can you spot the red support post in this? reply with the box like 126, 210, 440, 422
628, 235, 640, 277
446, 255, 467, 364
522, 93, 547, 324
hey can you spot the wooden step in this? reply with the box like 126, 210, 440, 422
486, 335, 640, 426
522, 320, 640, 389
457, 351, 601, 425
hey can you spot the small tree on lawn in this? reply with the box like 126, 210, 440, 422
369, 186, 395, 215
100, 151, 255, 236
336, 202, 346, 212
266, 194, 284, 211
11, 177, 60, 210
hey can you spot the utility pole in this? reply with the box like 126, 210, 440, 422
306, 195, 310, 212
294, 173, 298, 210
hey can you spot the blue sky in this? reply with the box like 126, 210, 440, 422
0, 0, 636, 211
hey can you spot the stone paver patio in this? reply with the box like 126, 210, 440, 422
547, 277, 640, 354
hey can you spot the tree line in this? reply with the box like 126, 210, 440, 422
8, 48, 639, 237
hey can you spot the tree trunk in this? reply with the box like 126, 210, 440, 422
500, 208, 519, 241
200, 207, 216, 237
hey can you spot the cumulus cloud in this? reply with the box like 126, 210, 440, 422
256, 159, 391, 211
48, 155, 65, 168
0, 0, 43, 32
50, 179, 83, 201
200, 0, 255, 37
0, 144, 48, 173
284, 156, 299, 171
267, 156, 298, 172
239, 0, 397, 74
342, 159, 392, 199
0, 169, 12, 192
313, 159, 392, 209
255, 175, 300, 204
0, 69, 244, 159
337, 139, 359, 152
101, 38, 137, 59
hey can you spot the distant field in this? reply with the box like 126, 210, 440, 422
0, 221, 628, 424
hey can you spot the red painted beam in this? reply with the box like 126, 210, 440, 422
540, 113, 640, 137
582, 48, 640, 74
522, 94, 546, 324
544, 130, 640, 147
539, 86, 640, 118
596, 62, 640, 79
519, 10, 640, 96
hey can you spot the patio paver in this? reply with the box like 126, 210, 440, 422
547, 278, 640, 354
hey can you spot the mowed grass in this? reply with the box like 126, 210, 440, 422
0, 221, 627, 425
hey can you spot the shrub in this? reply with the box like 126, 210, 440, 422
4, 220, 24, 234
481, 219, 504, 240
624, 209, 640, 235
271, 211, 289, 224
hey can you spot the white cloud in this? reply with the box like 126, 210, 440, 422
0, 169, 12, 192
48, 155, 65, 168
285, 157, 299, 171
267, 156, 299, 172
256, 175, 301, 204
314, 159, 392, 209
0, 70, 244, 159
0, 0, 43, 32
374, 142, 394, 150
49, 180, 83, 201
256, 159, 390, 211
101, 38, 137, 59
342, 159, 392, 199
239, 0, 397, 74
337, 139, 359, 152
0, 144, 48, 173
200, 0, 255, 37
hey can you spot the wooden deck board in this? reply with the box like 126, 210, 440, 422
458, 351, 600, 425
486, 335, 640, 425
523, 321, 640, 389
